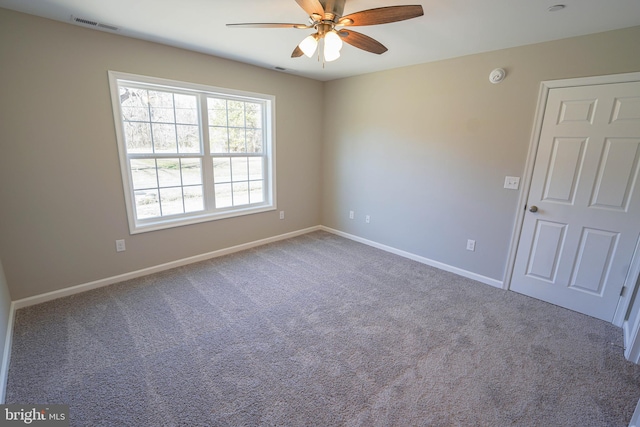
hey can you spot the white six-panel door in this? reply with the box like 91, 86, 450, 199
511, 81, 640, 322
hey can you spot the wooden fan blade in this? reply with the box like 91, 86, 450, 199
295, 0, 325, 17
338, 5, 424, 26
338, 30, 387, 54
226, 23, 310, 29
291, 45, 304, 58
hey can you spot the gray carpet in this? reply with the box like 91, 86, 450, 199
6, 231, 640, 426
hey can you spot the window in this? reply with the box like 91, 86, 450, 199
108, 71, 276, 233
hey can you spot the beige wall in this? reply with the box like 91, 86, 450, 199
0, 9, 324, 300
322, 26, 640, 282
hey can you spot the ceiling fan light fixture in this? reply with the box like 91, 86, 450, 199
323, 30, 343, 62
299, 34, 318, 57
324, 30, 343, 52
228, 2, 424, 65
324, 46, 341, 62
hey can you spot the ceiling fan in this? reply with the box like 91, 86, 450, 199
227, 0, 424, 63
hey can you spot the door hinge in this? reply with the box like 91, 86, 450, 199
621, 286, 627, 297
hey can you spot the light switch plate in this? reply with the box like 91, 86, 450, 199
504, 176, 520, 190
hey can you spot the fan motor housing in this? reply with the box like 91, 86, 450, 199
321, 0, 346, 19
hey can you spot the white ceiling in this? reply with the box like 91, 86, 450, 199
2, 0, 639, 81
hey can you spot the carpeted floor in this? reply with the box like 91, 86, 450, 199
6, 231, 640, 426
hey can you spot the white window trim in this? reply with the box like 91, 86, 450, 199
108, 71, 277, 234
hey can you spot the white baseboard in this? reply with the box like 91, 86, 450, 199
12, 226, 321, 310
10, 224, 502, 311
2, 224, 502, 403
0, 303, 15, 404
320, 226, 504, 289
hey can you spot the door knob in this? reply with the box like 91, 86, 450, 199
529, 205, 538, 213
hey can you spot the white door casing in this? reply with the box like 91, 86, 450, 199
510, 80, 640, 322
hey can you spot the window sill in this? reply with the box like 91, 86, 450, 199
129, 204, 276, 234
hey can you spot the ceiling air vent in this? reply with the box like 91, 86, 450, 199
71, 15, 120, 32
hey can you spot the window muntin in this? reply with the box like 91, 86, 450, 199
109, 72, 275, 233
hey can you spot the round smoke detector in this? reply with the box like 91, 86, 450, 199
489, 68, 506, 84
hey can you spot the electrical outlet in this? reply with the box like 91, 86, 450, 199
279, 211, 285, 220
466, 239, 476, 251
365, 215, 371, 224
116, 239, 126, 252
349, 210, 354, 220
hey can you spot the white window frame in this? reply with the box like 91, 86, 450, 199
108, 71, 276, 234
